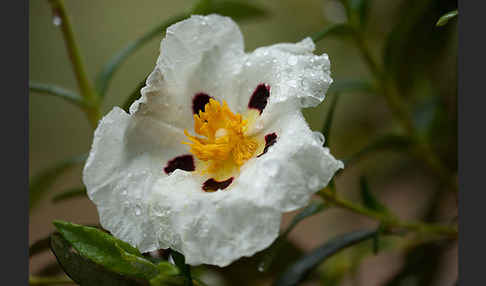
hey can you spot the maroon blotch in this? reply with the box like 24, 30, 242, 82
193, 93, 212, 114
248, 84, 270, 114
258, 133, 277, 157
202, 177, 234, 192
164, 155, 195, 174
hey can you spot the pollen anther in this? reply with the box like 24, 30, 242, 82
183, 99, 259, 175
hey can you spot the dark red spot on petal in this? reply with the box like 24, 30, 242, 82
193, 93, 212, 114
258, 133, 277, 157
202, 177, 234, 192
164, 155, 195, 174
248, 84, 270, 114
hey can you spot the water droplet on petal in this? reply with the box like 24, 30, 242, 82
287, 55, 298, 66
52, 16, 62, 26
307, 176, 320, 189
312, 131, 325, 145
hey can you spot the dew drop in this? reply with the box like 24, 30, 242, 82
52, 16, 62, 26
312, 131, 325, 145
135, 207, 141, 216
307, 176, 320, 189
287, 55, 298, 66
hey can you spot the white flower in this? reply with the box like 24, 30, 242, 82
83, 14, 343, 267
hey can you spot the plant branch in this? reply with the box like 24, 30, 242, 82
318, 189, 457, 239
352, 30, 457, 192
48, 0, 100, 128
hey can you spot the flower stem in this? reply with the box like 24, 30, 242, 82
29, 276, 74, 285
48, 0, 101, 128
318, 189, 457, 238
352, 30, 457, 193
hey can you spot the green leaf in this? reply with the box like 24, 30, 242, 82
359, 176, 389, 214
52, 187, 87, 203
259, 202, 327, 272
327, 79, 374, 95
149, 274, 185, 286
170, 251, 193, 286
372, 224, 385, 255
311, 23, 355, 43
50, 233, 146, 286
30, 224, 102, 258
149, 262, 183, 286
53, 220, 160, 280
348, 0, 370, 27
343, 134, 411, 166
321, 93, 339, 148
197, 1, 268, 21
436, 10, 458, 27
29, 153, 87, 212
95, 14, 189, 97
274, 229, 378, 286
29, 82, 85, 107
123, 78, 147, 112
192, 0, 213, 14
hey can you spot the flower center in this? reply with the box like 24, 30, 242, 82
183, 99, 260, 176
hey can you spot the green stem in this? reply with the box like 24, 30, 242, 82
48, 0, 100, 128
353, 30, 457, 192
318, 189, 457, 239
29, 276, 74, 285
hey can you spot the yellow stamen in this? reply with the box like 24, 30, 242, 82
183, 99, 260, 176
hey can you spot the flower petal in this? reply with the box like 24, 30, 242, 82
132, 14, 245, 131
84, 15, 341, 268
238, 110, 343, 211
235, 38, 332, 130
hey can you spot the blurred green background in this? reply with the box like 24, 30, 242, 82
29, 0, 457, 285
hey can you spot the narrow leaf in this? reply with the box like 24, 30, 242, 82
95, 14, 188, 97
200, 1, 268, 21
349, 0, 370, 27
372, 224, 385, 255
53, 220, 159, 280
321, 93, 339, 148
327, 79, 374, 95
171, 251, 193, 286
29, 153, 87, 212
359, 176, 389, 214
191, 0, 213, 14
123, 78, 147, 112
274, 229, 377, 286
50, 233, 146, 286
343, 134, 411, 166
436, 10, 458, 27
29, 82, 85, 107
52, 187, 87, 203
259, 202, 327, 272
311, 23, 355, 43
